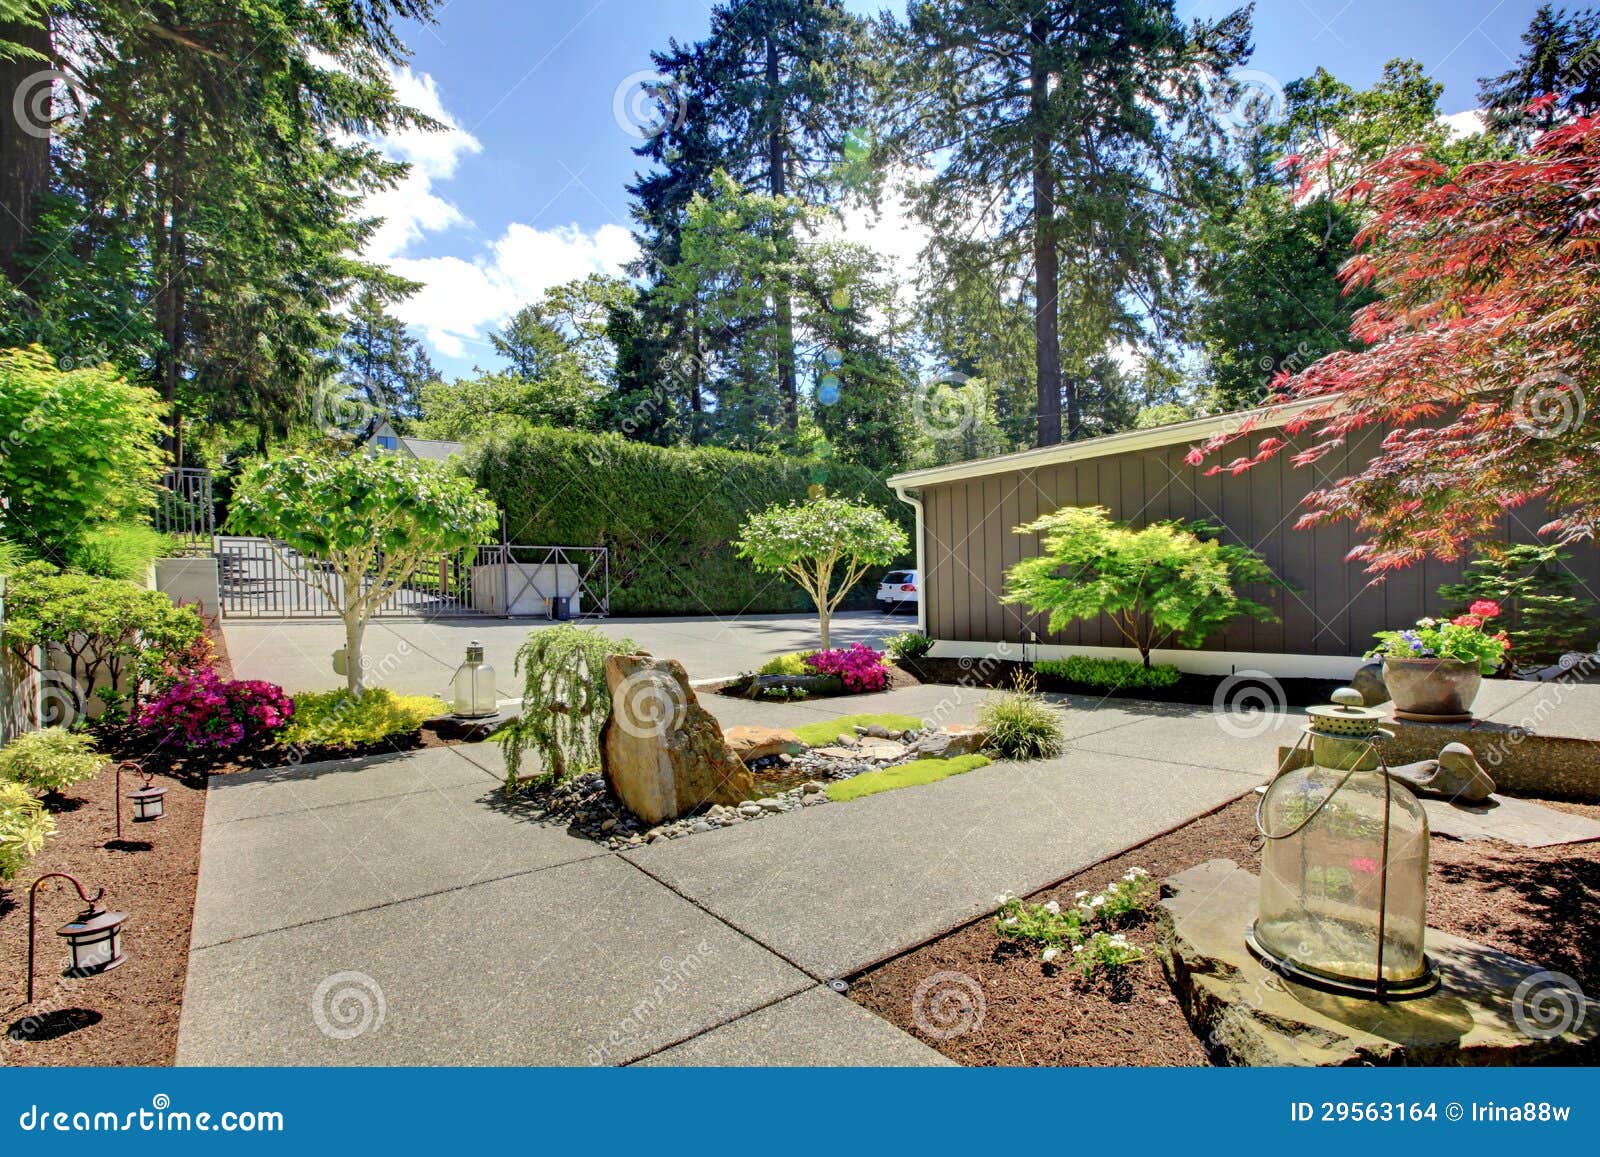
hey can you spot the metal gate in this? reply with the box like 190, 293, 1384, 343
155, 467, 215, 555
215, 536, 609, 620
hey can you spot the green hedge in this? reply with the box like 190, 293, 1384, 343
467, 426, 911, 616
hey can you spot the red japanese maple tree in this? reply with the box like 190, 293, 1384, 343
1190, 99, 1600, 571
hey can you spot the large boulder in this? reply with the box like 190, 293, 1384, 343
601, 654, 753, 823
723, 725, 804, 765
1351, 661, 1389, 707
909, 724, 988, 759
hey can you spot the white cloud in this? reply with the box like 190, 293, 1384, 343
363, 67, 638, 362
1441, 109, 1487, 141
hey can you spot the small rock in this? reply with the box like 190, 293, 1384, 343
864, 724, 891, 738
887, 729, 904, 740
778, 752, 793, 764
739, 801, 764, 817
837, 733, 858, 747
801, 780, 825, 795
759, 798, 785, 813
600, 818, 617, 832
690, 821, 712, 833
802, 793, 827, 807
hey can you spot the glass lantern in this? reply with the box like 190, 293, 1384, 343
450, 641, 498, 719
1249, 687, 1438, 1000
127, 780, 166, 822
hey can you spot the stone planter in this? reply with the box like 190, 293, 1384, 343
1381, 656, 1482, 721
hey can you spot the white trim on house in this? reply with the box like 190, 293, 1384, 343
886, 396, 1327, 490
928, 638, 1366, 681
891, 484, 928, 635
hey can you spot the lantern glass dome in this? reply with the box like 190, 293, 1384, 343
451, 641, 498, 719
128, 783, 166, 821
59, 907, 128, 977
1250, 689, 1437, 1000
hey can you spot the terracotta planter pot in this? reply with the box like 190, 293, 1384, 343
1381, 656, 1482, 721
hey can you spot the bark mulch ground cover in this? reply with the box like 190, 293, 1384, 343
850, 793, 1600, 1066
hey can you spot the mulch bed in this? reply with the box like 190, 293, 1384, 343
849, 793, 1600, 1066
0, 758, 205, 1066
905, 656, 1344, 709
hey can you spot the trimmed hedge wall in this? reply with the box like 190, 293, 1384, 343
467, 427, 912, 616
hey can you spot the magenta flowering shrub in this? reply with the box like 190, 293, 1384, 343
804, 643, 890, 693
138, 669, 294, 750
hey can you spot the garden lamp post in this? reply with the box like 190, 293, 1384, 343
25, 873, 129, 1004
115, 760, 166, 840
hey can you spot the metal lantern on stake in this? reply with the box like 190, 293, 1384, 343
450, 640, 498, 720
115, 760, 166, 839
1248, 687, 1438, 1001
25, 873, 129, 1004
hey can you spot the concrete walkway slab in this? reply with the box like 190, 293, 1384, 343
204, 743, 503, 826
636, 985, 953, 1067
1072, 708, 1303, 774
178, 855, 812, 1066
193, 770, 603, 946
624, 748, 1259, 980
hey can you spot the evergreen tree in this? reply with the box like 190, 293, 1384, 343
1480, 4, 1600, 143
338, 284, 436, 429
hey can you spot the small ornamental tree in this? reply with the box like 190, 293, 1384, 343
1001, 507, 1282, 667
735, 496, 908, 650
0, 345, 168, 561
1190, 110, 1600, 569
227, 454, 498, 695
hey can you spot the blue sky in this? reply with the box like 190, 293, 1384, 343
375, 0, 1545, 377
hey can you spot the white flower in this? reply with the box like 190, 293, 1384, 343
1074, 890, 1090, 900
1042, 900, 1061, 916
993, 892, 1014, 907
1089, 895, 1106, 908
1003, 916, 1018, 927
1042, 947, 1062, 963
1072, 944, 1083, 953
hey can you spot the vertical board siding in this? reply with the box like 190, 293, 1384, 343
913, 436, 1600, 657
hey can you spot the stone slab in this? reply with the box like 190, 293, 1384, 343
177, 856, 812, 1066
1419, 794, 1600, 848
1157, 859, 1598, 1066
624, 749, 1258, 980
192, 775, 605, 946
636, 985, 955, 1067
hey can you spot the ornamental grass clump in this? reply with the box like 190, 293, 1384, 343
1368, 600, 1510, 674
139, 670, 293, 751
883, 631, 935, 662
803, 643, 890, 693
0, 728, 110, 796
977, 673, 1063, 759
993, 868, 1157, 978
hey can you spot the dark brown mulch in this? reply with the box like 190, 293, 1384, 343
0, 758, 205, 1066
850, 794, 1600, 1066
905, 656, 1345, 709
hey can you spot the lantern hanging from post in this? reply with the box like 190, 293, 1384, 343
25, 873, 129, 1004
114, 761, 165, 840
450, 640, 498, 719
1248, 687, 1438, 1001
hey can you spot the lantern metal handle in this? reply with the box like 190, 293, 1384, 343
24, 872, 106, 1005
114, 760, 155, 841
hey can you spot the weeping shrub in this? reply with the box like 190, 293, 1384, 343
497, 625, 637, 789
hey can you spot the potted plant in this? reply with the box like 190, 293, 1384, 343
1367, 601, 1510, 721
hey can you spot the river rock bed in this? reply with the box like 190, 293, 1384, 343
526, 724, 958, 849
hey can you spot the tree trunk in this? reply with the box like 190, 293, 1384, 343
343, 610, 366, 697
1029, 17, 1062, 448
766, 35, 798, 433
818, 604, 830, 652
0, 13, 52, 286
155, 126, 189, 468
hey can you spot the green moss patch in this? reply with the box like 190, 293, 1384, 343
791, 712, 925, 747
827, 754, 991, 802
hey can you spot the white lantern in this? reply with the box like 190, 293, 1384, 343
451, 641, 498, 719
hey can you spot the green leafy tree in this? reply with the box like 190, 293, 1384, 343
1001, 506, 1281, 667
1480, 4, 1600, 144
1438, 544, 1599, 669
893, 1, 1249, 445
0, 345, 168, 564
735, 495, 908, 649
226, 454, 497, 695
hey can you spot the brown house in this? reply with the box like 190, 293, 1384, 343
887, 401, 1600, 679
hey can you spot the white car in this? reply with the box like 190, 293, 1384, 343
876, 569, 919, 613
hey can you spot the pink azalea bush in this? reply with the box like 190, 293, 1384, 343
138, 669, 294, 750
804, 643, 890, 693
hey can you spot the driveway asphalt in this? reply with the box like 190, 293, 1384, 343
221, 609, 912, 699
177, 685, 1271, 1066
